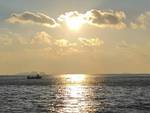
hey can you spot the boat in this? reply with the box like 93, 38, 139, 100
27, 74, 42, 79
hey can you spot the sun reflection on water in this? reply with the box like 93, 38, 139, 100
63, 74, 87, 84
57, 74, 93, 113
61, 85, 87, 113
68, 85, 83, 98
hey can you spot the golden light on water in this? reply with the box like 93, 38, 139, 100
57, 74, 95, 113
68, 85, 83, 98
62, 74, 88, 112
61, 85, 88, 113
64, 74, 86, 83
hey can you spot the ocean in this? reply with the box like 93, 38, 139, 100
0, 74, 150, 113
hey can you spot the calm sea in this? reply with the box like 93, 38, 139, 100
0, 74, 150, 113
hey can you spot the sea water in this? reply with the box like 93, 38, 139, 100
0, 75, 150, 113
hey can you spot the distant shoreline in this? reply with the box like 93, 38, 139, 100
0, 73, 150, 77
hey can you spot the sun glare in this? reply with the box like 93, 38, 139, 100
65, 74, 86, 83
66, 17, 84, 30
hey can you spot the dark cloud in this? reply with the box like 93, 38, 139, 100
7, 11, 58, 27
86, 9, 126, 29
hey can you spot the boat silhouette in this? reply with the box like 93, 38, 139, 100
27, 74, 42, 79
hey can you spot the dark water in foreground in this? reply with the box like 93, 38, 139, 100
0, 74, 150, 113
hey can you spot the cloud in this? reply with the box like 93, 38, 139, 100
131, 12, 150, 29
116, 40, 129, 49
116, 40, 139, 51
58, 11, 85, 24
54, 39, 69, 47
29, 33, 104, 55
7, 10, 127, 29
7, 11, 58, 27
0, 30, 104, 55
0, 37, 12, 46
78, 37, 104, 47
0, 34, 29, 52
0, 31, 28, 47
57, 10, 126, 29
54, 39, 76, 47
30, 32, 78, 54
86, 9, 126, 29
58, 11, 83, 21
31, 31, 51, 48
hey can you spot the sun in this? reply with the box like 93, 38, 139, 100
66, 17, 84, 30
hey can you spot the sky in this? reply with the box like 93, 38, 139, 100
0, 0, 150, 74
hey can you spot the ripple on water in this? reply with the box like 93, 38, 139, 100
0, 76, 150, 113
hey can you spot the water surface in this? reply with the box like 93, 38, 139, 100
0, 74, 150, 113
